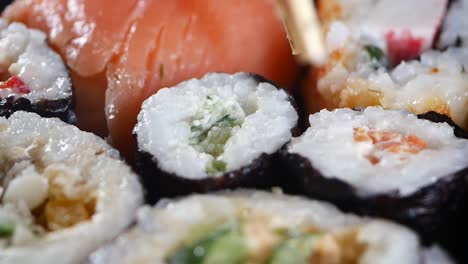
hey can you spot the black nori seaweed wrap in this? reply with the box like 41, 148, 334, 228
0, 0, 12, 11
417, 111, 468, 139
413, 114, 468, 262
280, 111, 468, 246
135, 150, 278, 203
0, 95, 75, 124
134, 73, 299, 203
0, 18, 75, 123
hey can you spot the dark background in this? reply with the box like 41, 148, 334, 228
0, 0, 12, 12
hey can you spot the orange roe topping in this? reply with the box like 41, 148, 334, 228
353, 127, 427, 164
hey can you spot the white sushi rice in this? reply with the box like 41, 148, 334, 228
319, 40, 468, 126
423, 245, 456, 264
317, 0, 468, 128
90, 190, 434, 264
134, 73, 298, 179
0, 19, 71, 101
288, 107, 468, 196
0, 111, 142, 264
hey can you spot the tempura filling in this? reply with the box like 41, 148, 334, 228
0, 138, 96, 247
167, 218, 366, 264
189, 95, 245, 175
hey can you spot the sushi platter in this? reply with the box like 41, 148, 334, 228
0, 0, 466, 263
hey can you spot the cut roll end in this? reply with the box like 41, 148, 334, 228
0, 111, 142, 264
134, 72, 298, 199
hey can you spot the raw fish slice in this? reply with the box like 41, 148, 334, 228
4, 0, 144, 76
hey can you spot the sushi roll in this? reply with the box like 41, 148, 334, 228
90, 190, 454, 264
0, 111, 142, 264
0, 19, 73, 122
282, 107, 468, 243
302, 0, 468, 130
134, 73, 298, 201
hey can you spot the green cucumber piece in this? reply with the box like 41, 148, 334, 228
0, 223, 15, 238
364, 45, 385, 62
168, 221, 247, 264
189, 96, 245, 175
268, 234, 320, 264
202, 223, 247, 264
205, 160, 227, 175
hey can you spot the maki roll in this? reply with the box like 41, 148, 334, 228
0, 19, 73, 122
134, 73, 298, 200
90, 190, 453, 264
0, 111, 142, 264
282, 107, 468, 243
302, 0, 468, 130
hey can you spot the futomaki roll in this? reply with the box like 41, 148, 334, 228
134, 73, 298, 201
303, 0, 468, 130
90, 190, 453, 264
0, 112, 142, 264
0, 19, 73, 122
282, 107, 468, 242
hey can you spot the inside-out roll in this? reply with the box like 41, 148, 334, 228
90, 190, 453, 264
0, 111, 142, 264
134, 73, 298, 200
304, 0, 468, 130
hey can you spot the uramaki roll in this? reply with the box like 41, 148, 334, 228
302, 0, 468, 130
91, 190, 453, 264
0, 111, 142, 264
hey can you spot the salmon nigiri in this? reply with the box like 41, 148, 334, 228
4, 0, 299, 159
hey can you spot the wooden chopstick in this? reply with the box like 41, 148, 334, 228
276, 0, 327, 66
